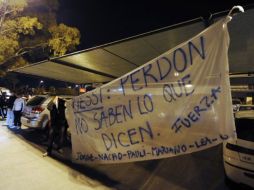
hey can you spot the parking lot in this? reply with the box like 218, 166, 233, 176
1, 120, 242, 190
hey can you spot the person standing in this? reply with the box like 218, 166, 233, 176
6, 93, 17, 128
13, 93, 25, 129
43, 96, 59, 157
0, 94, 5, 120
1, 92, 7, 118
56, 97, 68, 152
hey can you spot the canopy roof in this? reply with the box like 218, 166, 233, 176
13, 19, 203, 84
13, 8, 254, 84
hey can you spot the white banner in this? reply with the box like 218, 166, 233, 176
66, 18, 236, 164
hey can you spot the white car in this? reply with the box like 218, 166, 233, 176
21, 95, 55, 129
21, 95, 73, 129
223, 105, 254, 188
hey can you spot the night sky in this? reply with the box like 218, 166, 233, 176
58, 1, 254, 50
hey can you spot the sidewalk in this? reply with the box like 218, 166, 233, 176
0, 120, 230, 190
0, 121, 113, 190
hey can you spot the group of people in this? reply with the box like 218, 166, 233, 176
1, 91, 68, 157
2, 92, 69, 157
1, 92, 26, 129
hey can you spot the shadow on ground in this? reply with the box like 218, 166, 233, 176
7, 126, 249, 190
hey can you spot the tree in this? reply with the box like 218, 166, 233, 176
48, 24, 80, 56
0, 0, 42, 71
0, 0, 81, 78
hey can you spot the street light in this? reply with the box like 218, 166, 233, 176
38, 80, 44, 88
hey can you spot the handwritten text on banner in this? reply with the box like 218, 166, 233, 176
66, 18, 235, 164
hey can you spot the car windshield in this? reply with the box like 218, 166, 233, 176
26, 96, 47, 106
235, 118, 254, 142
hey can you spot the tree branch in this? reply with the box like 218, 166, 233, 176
15, 42, 48, 55
1, 35, 68, 66
0, 42, 49, 68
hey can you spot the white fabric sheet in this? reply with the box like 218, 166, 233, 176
66, 17, 235, 164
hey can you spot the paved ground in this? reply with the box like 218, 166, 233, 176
0, 121, 114, 190
0, 120, 240, 190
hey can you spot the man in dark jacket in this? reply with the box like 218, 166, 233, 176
43, 98, 59, 157
0, 93, 5, 120
56, 98, 69, 153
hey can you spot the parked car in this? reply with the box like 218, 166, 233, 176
237, 105, 254, 118
21, 95, 73, 130
21, 95, 55, 129
223, 105, 254, 188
